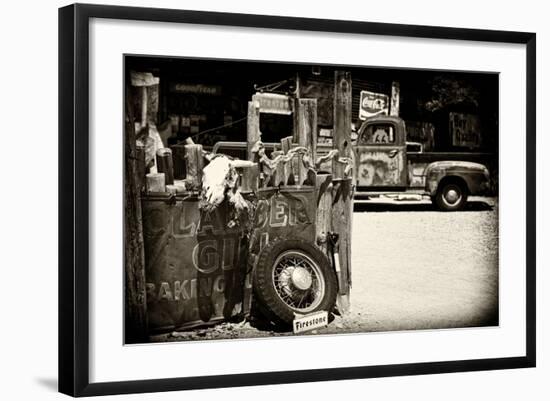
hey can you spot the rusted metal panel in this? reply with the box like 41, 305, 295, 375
248, 187, 317, 256
356, 148, 406, 186
142, 194, 252, 334
407, 160, 429, 188
425, 161, 490, 196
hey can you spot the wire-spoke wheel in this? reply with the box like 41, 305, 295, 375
253, 239, 337, 326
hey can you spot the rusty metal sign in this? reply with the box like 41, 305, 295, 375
252, 93, 293, 115
248, 187, 317, 256
142, 195, 252, 333
450, 112, 481, 149
359, 90, 389, 120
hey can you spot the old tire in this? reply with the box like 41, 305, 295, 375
435, 181, 467, 211
253, 239, 337, 327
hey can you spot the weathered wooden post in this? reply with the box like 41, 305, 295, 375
271, 150, 284, 186
390, 81, 400, 117
124, 88, 148, 344
247, 100, 261, 161
130, 71, 159, 128
332, 71, 353, 313
295, 98, 318, 185
281, 136, 294, 185
184, 144, 204, 190
315, 173, 333, 256
237, 163, 259, 193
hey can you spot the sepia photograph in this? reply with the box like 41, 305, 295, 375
123, 55, 499, 344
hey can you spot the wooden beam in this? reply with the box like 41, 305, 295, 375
280, 136, 294, 185
331, 71, 353, 307
390, 81, 400, 117
184, 144, 204, 190
296, 98, 318, 184
247, 100, 260, 161
315, 173, 333, 256
124, 86, 148, 344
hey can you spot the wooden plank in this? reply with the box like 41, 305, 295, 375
247, 100, 261, 161
184, 144, 204, 190
315, 173, 333, 256
296, 98, 318, 163
124, 88, 148, 343
332, 71, 353, 179
294, 99, 317, 185
281, 136, 294, 185
390, 81, 400, 117
332, 71, 353, 306
237, 163, 259, 193
135, 144, 146, 192
271, 150, 284, 187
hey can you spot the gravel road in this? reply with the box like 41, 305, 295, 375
152, 197, 498, 342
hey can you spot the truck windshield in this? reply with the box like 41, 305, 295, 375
360, 124, 395, 145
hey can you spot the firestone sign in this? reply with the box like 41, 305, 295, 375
359, 90, 389, 120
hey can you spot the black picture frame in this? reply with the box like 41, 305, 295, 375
59, 3, 536, 397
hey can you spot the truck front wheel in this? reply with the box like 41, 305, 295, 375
434, 181, 467, 211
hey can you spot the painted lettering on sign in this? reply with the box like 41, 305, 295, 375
359, 90, 389, 120
450, 112, 481, 149
293, 311, 329, 334
254, 194, 311, 229
252, 93, 292, 115
191, 237, 237, 274
147, 276, 225, 302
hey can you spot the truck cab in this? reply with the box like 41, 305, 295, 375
356, 115, 408, 189
355, 116, 491, 211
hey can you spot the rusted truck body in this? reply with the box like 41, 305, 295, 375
342, 115, 491, 211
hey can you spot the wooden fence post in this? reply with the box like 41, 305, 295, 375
184, 144, 204, 190
315, 173, 333, 256
124, 88, 148, 344
390, 81, 400, 117
332, 71, 353, 312
247, 100, 260, 161
281, 136, 294, 185
295, 99, 317, 185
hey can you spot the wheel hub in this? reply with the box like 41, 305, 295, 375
291, 266, 313, 290
445, 189, 460, 204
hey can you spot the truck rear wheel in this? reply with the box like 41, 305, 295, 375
253, 239, 337, 327
434, 181, 467, 211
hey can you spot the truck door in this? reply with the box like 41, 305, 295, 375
355, 119, 407, 188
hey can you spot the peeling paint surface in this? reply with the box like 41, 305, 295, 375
357, 149, 405, 186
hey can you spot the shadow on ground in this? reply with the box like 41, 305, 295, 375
35, 378, 57, 392
354, 200, 493, 213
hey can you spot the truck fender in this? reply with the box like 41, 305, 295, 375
424, 161, 490, 196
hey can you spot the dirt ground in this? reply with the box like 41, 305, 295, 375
152, 196, 499, 342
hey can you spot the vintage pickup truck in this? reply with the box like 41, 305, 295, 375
348, 115, 491, 211
210, 115, 492, 212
